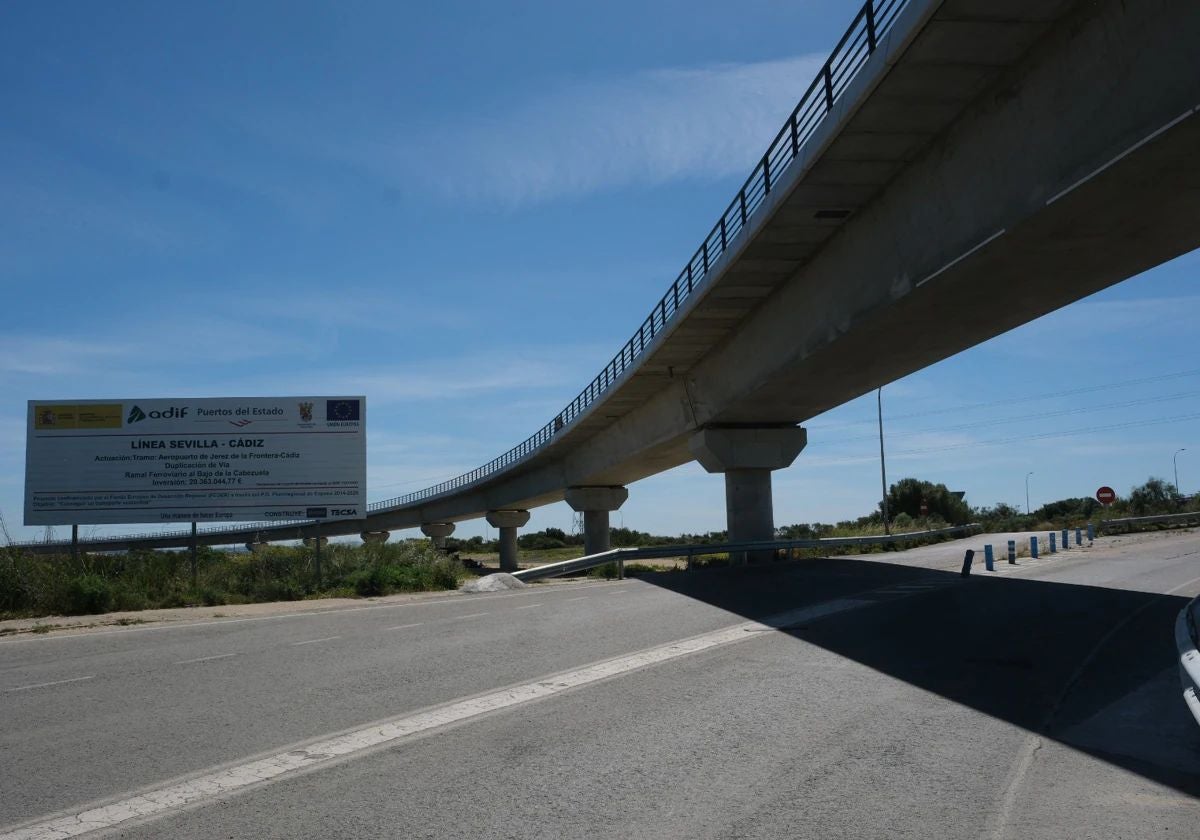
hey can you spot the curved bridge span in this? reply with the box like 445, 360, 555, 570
22, 0, 1200, 563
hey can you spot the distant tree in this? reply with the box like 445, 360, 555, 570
1128, 477, 1182, 515
885, 478, 970, 525
1033, 497, 1100, 522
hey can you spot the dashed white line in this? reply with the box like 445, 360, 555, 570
174, 653, 236, 665
5, 675, 95, 693
386, 623, 425, 631
450, 612, 489, 620
513, 604, 543, 610
566, 596, 588, 602
290, 636, 341, 646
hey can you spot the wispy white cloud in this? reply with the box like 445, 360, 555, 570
250, 54, 825, 207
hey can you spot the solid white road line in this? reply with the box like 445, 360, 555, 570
0, 594, 889, 840
290, 636, 340, 647
174, 654, 236, 666
4, 675, 95, 693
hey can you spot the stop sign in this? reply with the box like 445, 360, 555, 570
1096, 486, 1116, 505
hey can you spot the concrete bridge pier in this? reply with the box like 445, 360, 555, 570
360, 530, 391, 544
564, 486, 629, 556
486, 510, 530, 572
689, 426, 808, 562
420, 522, 455, 550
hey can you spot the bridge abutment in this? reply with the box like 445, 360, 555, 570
689, 426, 807, 562
486, 510, 530, 572
420, 522, 455, 550
564, 486, 629, 556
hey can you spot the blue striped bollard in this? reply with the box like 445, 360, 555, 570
1007, 540, 1016, 564
1075, 527, 1082, 546
1087, 522, 1095, 544
1030, 536, 1039, 559
1062, 528, 1070, 550
1049, 531, 1057, 553
984, 544, 994, 571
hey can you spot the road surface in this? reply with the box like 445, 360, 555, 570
2, 529, 1198, 838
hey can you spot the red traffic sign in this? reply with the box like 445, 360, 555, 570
1096, 486, 1116, 505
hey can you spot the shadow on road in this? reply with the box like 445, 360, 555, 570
630, 557, 1200, 796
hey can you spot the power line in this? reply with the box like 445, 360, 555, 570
808, 367, 1200, 430
818, 390, 1200, 445
813, 411, 1200, 465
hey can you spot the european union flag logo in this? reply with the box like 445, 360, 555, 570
326, 399, 361, 421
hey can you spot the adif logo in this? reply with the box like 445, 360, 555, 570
127, 405, 189, 423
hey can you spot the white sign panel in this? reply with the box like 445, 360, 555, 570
25, 397, 366, 525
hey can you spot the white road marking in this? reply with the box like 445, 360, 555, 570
4, 675, 95, 693
513, 604, 542, 610
290, 636, 340, 646
566, 596, 588, 602
385, 623, 425, 631
0, 591, 898, 840
174, 654, 235, 666
450, 612, 489, 620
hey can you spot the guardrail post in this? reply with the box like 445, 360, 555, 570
1087, 522, 1095, 544
1062, 528, 1070, 550
1049, 531, 1056, 553
1030, 535, 1038, 559
961, 549, 974, 578
617, 557, 625, 580
984, 544, 994, 571
1007, 540, 1016, 564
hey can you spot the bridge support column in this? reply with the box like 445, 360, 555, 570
689, 426, 807, 562
420, 522, 455, 550
360, 531, 391, 545
486, 510, 530, 572
564, 486, 629, 556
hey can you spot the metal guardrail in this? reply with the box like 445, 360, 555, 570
1174, 595, 1200, 727
511, 523, 981, 582
1098, 510, 1200, 532
15, 0, 911, 551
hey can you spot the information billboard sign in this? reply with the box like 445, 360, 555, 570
25, 397, 366, 526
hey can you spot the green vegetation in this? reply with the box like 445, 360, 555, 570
2, 476, 1192, 620
0, 540, 466, 620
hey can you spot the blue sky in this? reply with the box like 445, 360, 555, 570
2, 1, 1197, 544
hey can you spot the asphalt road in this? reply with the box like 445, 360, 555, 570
2, 530, 1198, 838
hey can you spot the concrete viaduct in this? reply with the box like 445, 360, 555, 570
23, 0, 1200, 569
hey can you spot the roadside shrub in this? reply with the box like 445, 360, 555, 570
60, 574, 115, 615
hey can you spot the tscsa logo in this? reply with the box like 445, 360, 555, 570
331, 508, 358, 517
127, 405, 189, 423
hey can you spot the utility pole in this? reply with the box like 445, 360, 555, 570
878, 387, 890, 535
1175, 448, 1187, 495
1025, 471, 1034, 515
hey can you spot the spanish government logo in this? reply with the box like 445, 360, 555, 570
298, 401, 314, 423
